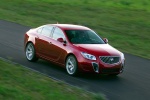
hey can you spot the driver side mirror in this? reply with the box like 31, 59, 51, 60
103, 38, 108, 43
57, 38, 66, 43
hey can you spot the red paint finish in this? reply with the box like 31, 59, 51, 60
24, 24, 125, 75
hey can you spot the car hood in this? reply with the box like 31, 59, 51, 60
74, 44, 121, 56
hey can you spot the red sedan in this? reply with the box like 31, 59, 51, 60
24, 24, 125, 76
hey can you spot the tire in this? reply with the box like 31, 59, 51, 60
66, 55, 78, 76
25, 43, 38, 62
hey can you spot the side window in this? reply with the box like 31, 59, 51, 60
41, 26, 53, 37
52, 27, 65, 40
37, 27, 43, 34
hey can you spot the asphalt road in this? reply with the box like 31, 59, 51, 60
0, 20, 150, 100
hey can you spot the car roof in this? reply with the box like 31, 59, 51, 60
47, 24, 91, 30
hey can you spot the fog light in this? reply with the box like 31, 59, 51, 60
92, 62, 99, 73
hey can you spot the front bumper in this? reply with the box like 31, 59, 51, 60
78, 59, 125, 74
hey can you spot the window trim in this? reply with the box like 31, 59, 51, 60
37, 26, 44, 34
40, 25, 54, 38
52, 27, 66, 41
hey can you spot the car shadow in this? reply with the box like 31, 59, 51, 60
77, 73, 121, 81
33, 59, 122, 82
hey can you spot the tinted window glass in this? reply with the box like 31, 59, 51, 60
65, 30, 105, 44
41, 26, 53, 37
52, 27, 65, 40
37, 27, 43, 34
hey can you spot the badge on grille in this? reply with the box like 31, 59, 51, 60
110, 58, 114, 62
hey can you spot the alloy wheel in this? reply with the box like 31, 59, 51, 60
66, 55, 78, 75
25, 43, 38, 62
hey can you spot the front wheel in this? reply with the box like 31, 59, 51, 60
25, 43, 38, 62
66, 55, 78, 76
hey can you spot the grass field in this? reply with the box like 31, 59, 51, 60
0, 0, 150, 59
0, 59, 105, 100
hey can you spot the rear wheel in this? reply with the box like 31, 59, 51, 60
25, 43, 38, 62
66, 55, 78, 76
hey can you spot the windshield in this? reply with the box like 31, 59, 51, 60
65, 30, 105, 44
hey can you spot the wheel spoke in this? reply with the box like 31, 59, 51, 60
68, 59, 74, 71
27, 50, 32, 54
29, 53, 32, 57
68, 59, 74, 66
70, 67, 74, 72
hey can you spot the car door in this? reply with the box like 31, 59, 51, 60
36, 25, 54, 59
50, 27, 67, 63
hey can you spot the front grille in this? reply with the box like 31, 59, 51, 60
101, 68, 120, 73
100, 56, 120, 64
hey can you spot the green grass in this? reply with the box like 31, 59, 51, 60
0, 0, 150, 59
0, 59, 105, 100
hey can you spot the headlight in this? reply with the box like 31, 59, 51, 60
81, 52, 96, 60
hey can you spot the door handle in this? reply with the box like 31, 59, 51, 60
49, 42, 52, 44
